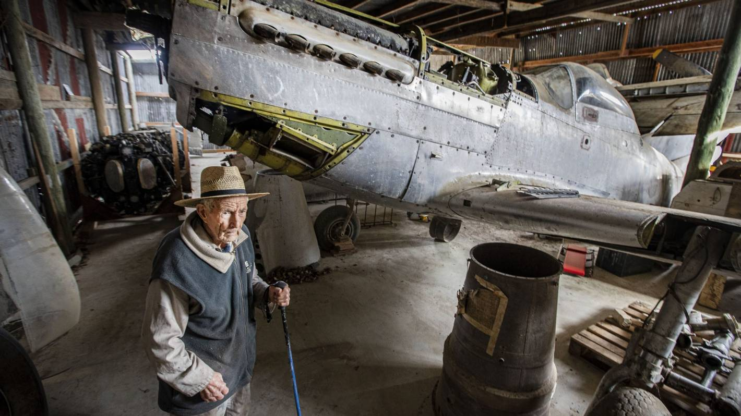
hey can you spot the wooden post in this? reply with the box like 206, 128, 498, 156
67, 128, 87, 196
82, 28, 108, 136
170, 127, 182, 193
683, 0, 741, 187
182, 128, 192, 192
124, 55, 140, 129
1, 0, 74, 255
103, 125, 111, 136
652, 61, 661, 82
110, 50, 129, 132
619, 22, 631, 57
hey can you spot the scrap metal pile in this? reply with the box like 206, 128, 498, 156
81, 130, 184, 215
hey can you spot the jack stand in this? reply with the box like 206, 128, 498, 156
587, 226, 731, 415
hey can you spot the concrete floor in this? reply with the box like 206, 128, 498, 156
34, 155, 740, 416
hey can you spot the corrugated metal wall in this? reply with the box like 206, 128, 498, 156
0, 0, 133, 215
445, 0, 734, 85
133, 61, 177, 124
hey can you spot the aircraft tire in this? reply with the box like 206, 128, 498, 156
0, 328, 48, 416
314, 205, 360, 251
586, 387, 669, 416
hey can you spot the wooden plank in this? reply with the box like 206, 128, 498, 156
596, 321, 633, 341
620, 22, 631, 56
588, 326, 630, 349
630, 301, 653, 315
67, 128, 87, 196
171, 127, 182, 189
38, 84, 61, 101
0, 69, 17, 82
571, 11, 633, 24
18, 175, 40, 190
519, 39, 724, 68
450, 35, 520, 48
136, 91, 171, 98
70, 95, 93, 102
432, 0, 501, 11
698, 273, 727, 310
570, 333, 623, 366
22, 22, 85, 60
579, 330, 626, 358
42, 101, 94, 109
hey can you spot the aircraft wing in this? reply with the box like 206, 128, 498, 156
437, 185, 741, 274
620, 76, 741, 136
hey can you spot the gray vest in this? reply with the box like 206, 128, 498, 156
151, 223, 257, 416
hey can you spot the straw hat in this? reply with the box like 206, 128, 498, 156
175, 166, 269, 207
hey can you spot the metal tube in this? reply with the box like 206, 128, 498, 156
1, 0, 75, 255
682, 0, 741, 187
664, 370, 716, 403
124, 55, 141, 129
110, 50, 129, 132
82, 28, 109, 135
717, 364, 741, 416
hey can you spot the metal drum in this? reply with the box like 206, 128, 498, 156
434, 243, 562, 416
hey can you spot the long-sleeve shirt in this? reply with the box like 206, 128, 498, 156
141, 213, 270, 397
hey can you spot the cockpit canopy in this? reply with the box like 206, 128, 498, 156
524, 63, 635, 121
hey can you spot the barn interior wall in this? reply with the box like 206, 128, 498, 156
430, 0, 734, 85
0, 0, 132, 220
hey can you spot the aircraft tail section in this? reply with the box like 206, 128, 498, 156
645, 134, 724, 174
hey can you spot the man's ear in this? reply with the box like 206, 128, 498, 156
196, 204, 207, 221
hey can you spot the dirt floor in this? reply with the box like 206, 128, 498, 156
33, 155, 740, 416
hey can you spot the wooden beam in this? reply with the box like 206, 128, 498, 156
620, 22, 632, 56
375, 0, 425, 18
509, 1, 632, 22
22, 21, 84, 60
571, 11, 633, 23
415, 7, 480, 27
136, 91, 171, 98
347, 0, 372, 9
395, 4, 454, 24
73, 13, 127, 31
508, 1, 540, 11
451, 35, 521, 48
82, 28, 109, 135
110, 50, 129, 132
436, 0, 639, 41
429, 11, 501, 34
519, 38, 724, 68
433, 0, 501, 11
0, 68, 17, 82
124, 56, 140, 128
67, 128, 87, 196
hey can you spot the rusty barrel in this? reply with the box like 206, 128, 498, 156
434, 243, 562, 416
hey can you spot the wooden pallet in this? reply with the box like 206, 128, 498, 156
569, 301, 741, 416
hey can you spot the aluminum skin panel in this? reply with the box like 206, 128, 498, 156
169, 1, 506, 155
323, 130, 418, 200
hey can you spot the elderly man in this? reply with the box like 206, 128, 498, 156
142, 166, 290, 416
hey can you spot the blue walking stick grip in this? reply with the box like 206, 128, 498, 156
271, 281, 302, 416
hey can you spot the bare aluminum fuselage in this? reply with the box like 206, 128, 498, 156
168, 1, 682, 218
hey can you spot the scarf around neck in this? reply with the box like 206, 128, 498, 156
179, 211, 248, 274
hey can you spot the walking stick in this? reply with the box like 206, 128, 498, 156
272, 281, 302, 416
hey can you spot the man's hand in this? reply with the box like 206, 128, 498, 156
200, 372, 229, 403
269, 285, 291, 307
